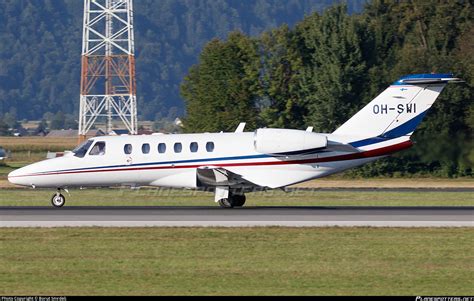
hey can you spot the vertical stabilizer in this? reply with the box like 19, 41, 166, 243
332, 74, 460, 146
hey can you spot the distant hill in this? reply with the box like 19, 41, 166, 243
0, 0, 365, 121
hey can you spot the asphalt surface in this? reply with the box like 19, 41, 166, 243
0, 206, 472, 227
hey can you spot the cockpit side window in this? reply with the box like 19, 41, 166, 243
89, 142, 106, 156
72, 140, 93, 158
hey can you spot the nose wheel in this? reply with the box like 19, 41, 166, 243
51, 190, 66, 208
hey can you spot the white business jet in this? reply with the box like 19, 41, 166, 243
8, 74, 461, 208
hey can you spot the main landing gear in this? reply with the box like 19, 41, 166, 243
51, 189, 66, 208
218, 193, 246, 208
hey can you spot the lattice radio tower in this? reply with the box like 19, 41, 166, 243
79, 0, 137, 140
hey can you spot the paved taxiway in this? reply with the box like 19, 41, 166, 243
0, 206, 472, 227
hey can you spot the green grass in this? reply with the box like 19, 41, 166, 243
0, 227, 472, 295
0, 188, 473, 207
6, 151, 48, 164
0, 137, 77, 152
0, 165, 15, 176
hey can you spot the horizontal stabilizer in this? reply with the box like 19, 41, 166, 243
394, 73, 462, 85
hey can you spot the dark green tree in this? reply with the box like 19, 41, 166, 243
35, 119, 49, 135
181, 32, 260, 132
64, 114, 78, 130
50, 111, 66, 130
2, 111, 19, 129
298, 5, 369, 132
0, 119, 9, 136
258, 25, 308, 129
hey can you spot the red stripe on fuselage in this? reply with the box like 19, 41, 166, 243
12, 140, 413, 178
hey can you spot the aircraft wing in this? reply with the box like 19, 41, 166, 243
196, 141, 360, 189
196, 166, 262, 188
197, 166, 318, 189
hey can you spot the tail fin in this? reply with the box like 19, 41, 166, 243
333, 73, 461, 146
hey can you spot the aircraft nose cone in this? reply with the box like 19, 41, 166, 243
8, 169, 20, 185
8, 167, 31, 187
8, 168, 22, 183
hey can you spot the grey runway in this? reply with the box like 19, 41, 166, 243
0, 206, 473, 227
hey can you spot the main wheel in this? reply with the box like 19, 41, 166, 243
218, 198, 234, 208
51, 193, 66, 208
232, 194, 246, 207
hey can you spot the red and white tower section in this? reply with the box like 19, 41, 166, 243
79, 0, 137, 138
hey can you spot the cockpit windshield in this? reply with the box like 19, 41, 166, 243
72, 140, 93, 158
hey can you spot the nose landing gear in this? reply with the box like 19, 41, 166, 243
51, 189, 66, 208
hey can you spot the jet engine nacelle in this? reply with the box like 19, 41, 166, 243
254, 128, 327, 155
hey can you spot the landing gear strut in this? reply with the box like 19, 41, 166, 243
218, 193, 246, 208
51, 189, 66, 208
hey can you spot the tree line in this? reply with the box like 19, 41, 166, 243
181, 2, 473, 177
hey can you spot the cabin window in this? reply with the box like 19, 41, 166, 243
73, 140, 93, 158
190, 142, 198, 153
124, 144, 133, 155
174, 143, 182, 153
158, 143, 166, 154
206, 142, 215, 152
89, 141, 106, 156
142, 143, 150, 154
